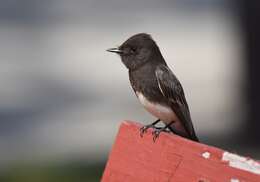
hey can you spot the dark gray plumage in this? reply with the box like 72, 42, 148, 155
107, 33, 199, 142
155, 65, 198, 141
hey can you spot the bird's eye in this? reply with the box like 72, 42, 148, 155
130, 48, 136, 54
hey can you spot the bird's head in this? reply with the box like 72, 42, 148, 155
107, 33, 164, 70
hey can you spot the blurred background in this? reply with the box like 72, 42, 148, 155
0, 0, 259, 181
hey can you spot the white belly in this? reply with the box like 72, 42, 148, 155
136, 92, 178, 124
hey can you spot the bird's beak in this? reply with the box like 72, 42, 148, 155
106, 47, 123, 54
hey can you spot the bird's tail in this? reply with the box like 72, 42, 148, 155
190, 133, 199, 142
169, 125, 199, 142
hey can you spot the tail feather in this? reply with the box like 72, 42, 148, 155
169, 125, 199, 142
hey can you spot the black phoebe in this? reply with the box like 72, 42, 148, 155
107, 33, 199, 142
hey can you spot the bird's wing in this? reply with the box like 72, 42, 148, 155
155, 64, 198, 141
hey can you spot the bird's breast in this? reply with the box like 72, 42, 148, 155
136, 92, 178, 124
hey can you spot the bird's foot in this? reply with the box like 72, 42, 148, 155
152, 128, 170, 142
140, 119, 161, 137
140, 124, 157, 137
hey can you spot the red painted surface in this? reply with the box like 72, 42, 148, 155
101, 121, 260, 182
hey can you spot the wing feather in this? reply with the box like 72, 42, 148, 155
155, 65, 198, 141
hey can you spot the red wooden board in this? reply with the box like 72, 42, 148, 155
101, 121, 260, 182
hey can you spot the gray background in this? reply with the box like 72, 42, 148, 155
0, 1, 257, 181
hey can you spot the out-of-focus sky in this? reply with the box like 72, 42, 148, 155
0, 0, 250, 167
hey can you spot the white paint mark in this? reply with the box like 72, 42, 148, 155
230, 178, 239, 182
222, 152, 260, 175
202, 152, 211, 159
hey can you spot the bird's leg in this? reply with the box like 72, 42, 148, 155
140, 119, 161, 137
152, 121, 174, 142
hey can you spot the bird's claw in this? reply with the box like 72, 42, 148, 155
152, 128, 170, 142
140, 124, 161, 137
152, 129, 161, 142
140, 125, 150, 137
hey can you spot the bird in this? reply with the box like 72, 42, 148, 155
107, 33, 199, 142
